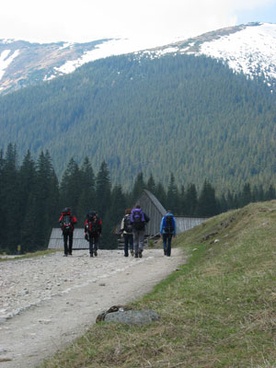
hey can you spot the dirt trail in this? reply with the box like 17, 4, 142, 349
0, 248, 184, 368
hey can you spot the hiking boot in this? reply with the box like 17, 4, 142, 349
90, 253, 93, 257
130, 250, 134, 256
135, 253, 138, 258
94, 250, 97, 257
63, 254, 68, 257
138, 250, 143, 258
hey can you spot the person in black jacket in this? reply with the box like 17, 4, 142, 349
84, 210, 102, 257
120, 208, 134, 257
58, 207, 78, 256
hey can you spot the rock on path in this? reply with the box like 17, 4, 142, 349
0, 248, 184, 368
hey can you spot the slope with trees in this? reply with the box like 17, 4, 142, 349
0, 53, 275, 194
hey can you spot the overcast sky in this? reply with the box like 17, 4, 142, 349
1, 0, 276, 47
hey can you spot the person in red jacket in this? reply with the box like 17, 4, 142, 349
84, 210, 102, 257
58, 207, 77, 256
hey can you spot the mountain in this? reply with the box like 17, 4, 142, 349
0, 38, 112, 95
1, 22, 275, 95
0, 22, 275, 194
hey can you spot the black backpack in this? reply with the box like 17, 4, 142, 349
61, 214, 73, 232
123, 214, 132, 233
164, 215, 174, 234
87, 213, 101, 234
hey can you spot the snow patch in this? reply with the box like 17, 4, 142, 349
0, 49, 20, 80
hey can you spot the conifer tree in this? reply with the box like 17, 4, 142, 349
95, 161, 112, 248
34, 151, 59, 249
167, 173, 179, 214
1, 144, 20, 251
241, 183, 252, 207
95, 160, 111, 216
131, 172, 146, 204
147, 174, 156, 195
59, 158, 81, 216
77, 157, 96, 220
18, 150, 37, 251
185, 183, 198, 216
197, 179, 218, 217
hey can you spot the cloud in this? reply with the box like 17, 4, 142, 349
0, 0, 275, 45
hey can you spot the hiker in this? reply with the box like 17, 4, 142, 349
58, 207, 78, 256
84, 210, 102, 257
130, 204, 150, 258
160, 210, 176, 256
120, 208, 134, 257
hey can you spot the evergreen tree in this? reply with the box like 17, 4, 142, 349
95, 160, 111, 216
155, 182, 167, 208
18, 151, 37, 251
34, 151, 59, 249
77, 157, 96, 221
265, 184, 276, 200
95, 161, 112, 248
1, 144, 20, 252
166, 173, 179, 214
146, 174, 156, 195
131, 172, 146, 204
185, 184, 198, 216
59, 158, 81, 216
197, 180, 218, 217
240, 183, 252, 207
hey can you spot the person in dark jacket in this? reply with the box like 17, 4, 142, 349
84, 210, 102, 257
58, 207, 78, 256
130, 204, 150, 258
120, 208, 134, 257
160, 210, 176, 256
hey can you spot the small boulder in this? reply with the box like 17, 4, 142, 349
96, 305, 160, 325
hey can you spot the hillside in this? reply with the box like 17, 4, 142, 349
0, 23, 275, 193
38, 200, 276, 367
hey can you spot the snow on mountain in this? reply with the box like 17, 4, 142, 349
0, 22, 275, 94
139, 22, 276, 89
199, 23, 276, 86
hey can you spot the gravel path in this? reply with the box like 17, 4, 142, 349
0, 247, 184, 368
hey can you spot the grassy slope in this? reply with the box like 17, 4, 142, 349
40, 200, 276, 368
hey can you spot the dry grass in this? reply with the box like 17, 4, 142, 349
39, 200, 276, 368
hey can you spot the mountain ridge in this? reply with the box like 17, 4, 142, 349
1, 22, 276, 95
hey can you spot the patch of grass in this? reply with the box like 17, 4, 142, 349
39, 200, 276, 368
0, 249, 57, 262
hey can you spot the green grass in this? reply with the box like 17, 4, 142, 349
39, 200, 276, 368
0, 249, 56, 261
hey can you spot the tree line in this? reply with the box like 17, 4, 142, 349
0, 144, 275, 254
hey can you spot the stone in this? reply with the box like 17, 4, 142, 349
99, 306, 160, 325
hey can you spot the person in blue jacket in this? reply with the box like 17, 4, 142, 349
160, 210, 176, 256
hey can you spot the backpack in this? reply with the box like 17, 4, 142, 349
87, 213, 101, 234
61, 214, 73, 233
164, 215, 174, 234
123, 214, 132, 233
132, 209, 145, 230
